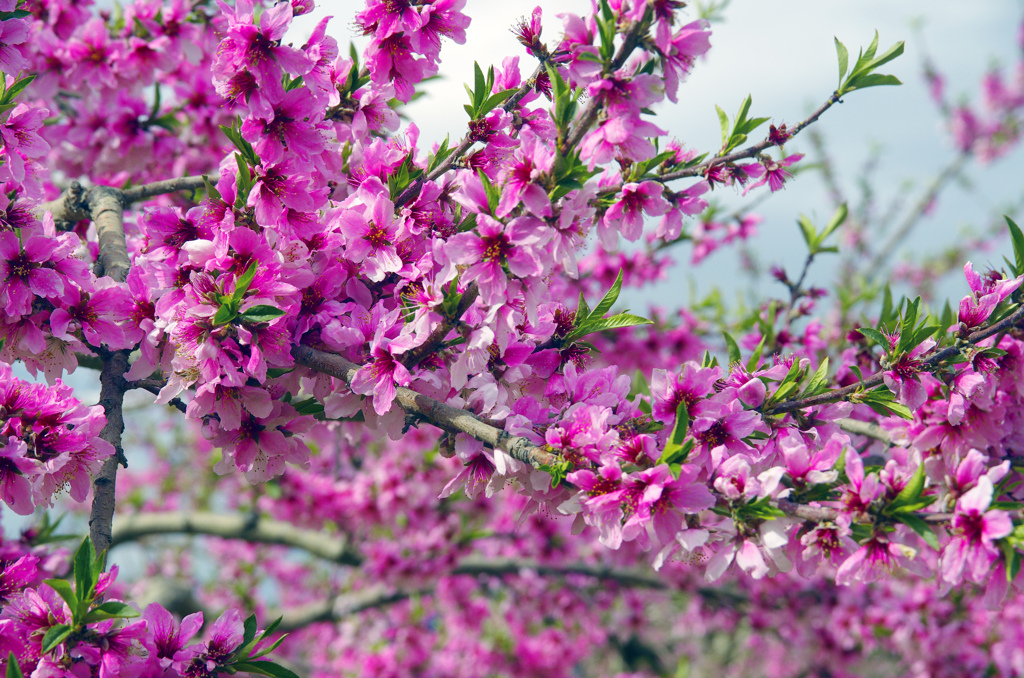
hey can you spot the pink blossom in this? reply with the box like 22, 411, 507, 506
941, 476, 1013, 584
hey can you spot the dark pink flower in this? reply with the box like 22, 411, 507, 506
445, 214, 549, 305
941, 476, 1013, 584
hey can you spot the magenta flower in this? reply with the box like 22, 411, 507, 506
600, 181, 671, 244
496, 130, 555, 218
0, 229, 65, 317
241, 88, 325, 167
958, 262, 1023, 329
213, 0, 312, 83
656, 19, 712, 103
0, 105, 51, 183
0, 17, 29, 74
335, 179, 406, 282
247, 159, 317, 226
351, 326, 416, 415
941, 476, 1013, 584
66, 18, 122, 89
742, 154, 803, 194
144, 603, 203, 671
0, 439, 35, 515
882, 337, 935, 411
445, 214, 548, 305
622, 464, 715, 548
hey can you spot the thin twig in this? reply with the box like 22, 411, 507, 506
859, 152, 969, 279
763, 302, 1024, 416
401, 283, 479, 369
656, 93, 842, 184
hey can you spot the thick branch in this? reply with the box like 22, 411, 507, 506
836, 418, 891, 444
292, 345, 557, 468
110, 511, 362, 566
34, 175, 209, 228
89, 348, 130, 558
121, 175, 209, 203
276, 559, 666, 632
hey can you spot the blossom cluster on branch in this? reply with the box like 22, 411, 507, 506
0, 0, 1023, 675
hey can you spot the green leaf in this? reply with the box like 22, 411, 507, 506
845, 73, 902, 92
1, 75, 36, 105
203, 175, 221, 202
83, 601, 141, 623
7, 652, 24, 678
802, 357, 830, 397
669, 402, 688, 446
229, 661, 300, 678
857, 326, 890, 351
43, 579, 78, 617
472, 62, 486, 113
835, 37, 849, 85
233, 262, 259, 302
890, 463, 925, 510
820, 203, 848, 241
588, 269, 623, 321
41, 625, 72, 654
797, 215, 816, 248
1006, 216, 1024, 277
576, 291, 591, 326
479, 88, 516, 117
746, 335, 766, 372
213, 305, 237, 326
723, 332, 741, 364
715, 105, 729, 146
241, 305, 287, 323
73, 538, 95, 606
895, 513, 939, 551
578, 313, 653, 334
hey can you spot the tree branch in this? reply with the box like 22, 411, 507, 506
561, 18, 648, 154
763, 302, 1024, 416
859, 152, 968, 279
110, 511, 362, 566
655, 93, 842, 185
291, 345, 557, 468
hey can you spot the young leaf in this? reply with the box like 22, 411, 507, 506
890, 462, 925, 510
229, 661, 300, 678
233, 263, 259, 302
83, 601, 141, 623
41, 625, 72, 654
7, 652, 24, 678
43, 579, 78, 618
73, 538, 95, 606
241, 305, 287, 323
1006, 216, 1024, 277
723, 332, 741, 364
835, 37, 849, 86
588, 269, 623, 321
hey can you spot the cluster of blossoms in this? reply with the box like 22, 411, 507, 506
0, 532, 284, 678
927, 28, 1024, 162
0, 0, 1023, 675
0, 362, 112, 514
